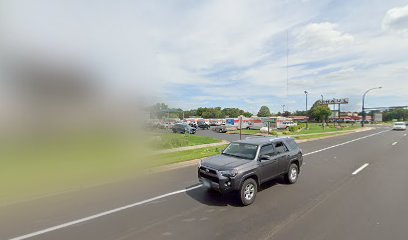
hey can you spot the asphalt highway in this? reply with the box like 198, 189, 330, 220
2, 126, 408, 240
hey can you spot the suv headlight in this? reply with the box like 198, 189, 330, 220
219, 169, 238, 177
198, 160, 202, 168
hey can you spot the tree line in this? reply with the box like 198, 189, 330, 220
381, 108, 408, 121
257, 102, 331, 122
150, 103, 252, 119
151, 101, 332, 122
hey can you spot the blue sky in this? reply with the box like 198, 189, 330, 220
1, 0, 408, 114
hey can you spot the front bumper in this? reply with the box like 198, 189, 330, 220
198, 167, 237, 193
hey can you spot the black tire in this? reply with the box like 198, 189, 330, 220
239, 178, 257, 206
284, 163, 299, 184
219, 129, 223, 133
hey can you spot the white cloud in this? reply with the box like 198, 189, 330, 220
382, 4, 408, 36
294, 22, 354, 52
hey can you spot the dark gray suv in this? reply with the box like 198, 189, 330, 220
198, 137, 303, 205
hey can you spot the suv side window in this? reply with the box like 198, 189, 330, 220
259, 144, 274, 157
285, 139, 298, 151
274, 142, 288, 154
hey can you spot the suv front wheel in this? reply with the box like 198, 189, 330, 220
285, 163, 299, 184
239, 178, 257, 206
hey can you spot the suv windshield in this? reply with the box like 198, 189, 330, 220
222, 143, 258, 160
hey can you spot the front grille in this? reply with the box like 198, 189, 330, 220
199, 166, 217, 174
199, 167, 219, 183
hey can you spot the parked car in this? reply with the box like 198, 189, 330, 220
213, 125, 227, 133
188, 122, 198, 128
197, 122, 210, 130
198, 137, 303, 205
212, 124, 236, 133
172, 123, 196, 134
393, 122, 406, 131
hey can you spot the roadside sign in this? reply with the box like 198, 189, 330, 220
321, 98, 349, 105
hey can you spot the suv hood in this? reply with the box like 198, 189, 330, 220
202, 154, 251, 171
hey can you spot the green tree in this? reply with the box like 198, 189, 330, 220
182, 109, 197, 118
383, 109, 408, 121
308, 101, 331, 122
242, 111, 253, 118
257, 106, 271, 117
292, 110, 307, 116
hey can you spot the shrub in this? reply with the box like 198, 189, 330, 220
289, 124, 304, 132
282, 130, 291, 135
288, 126, 297, 132
270, 130, 278, 136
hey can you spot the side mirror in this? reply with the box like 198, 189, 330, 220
259, 155, 271, 161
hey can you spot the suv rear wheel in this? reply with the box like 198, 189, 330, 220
284, 163, 299, 184
239, 178, 257, 206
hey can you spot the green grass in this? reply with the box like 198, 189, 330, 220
293, 132, 344, 140
228, 129, 261, 135
0, 133, 224, 205
153, 133, 221, 149
229, 123, 361, 136
151, 145, 227, 166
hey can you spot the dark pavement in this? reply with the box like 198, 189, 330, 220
195, 127, 251, 142
3, 126, 408, 240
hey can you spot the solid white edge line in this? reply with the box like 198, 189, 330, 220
352, 163, 369, 175
9, 184, 202, 240
392, 142, 398, 146
9, 128, 390, 240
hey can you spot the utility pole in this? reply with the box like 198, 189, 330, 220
321, 95, 324, 128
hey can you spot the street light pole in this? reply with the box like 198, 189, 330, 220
281, 105, 285, 115
361, 86, 382, 127
304, 91, 308, 129
321, 95, 324, 128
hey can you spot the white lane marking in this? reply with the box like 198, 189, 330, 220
392, 142, 398, 146
9, 185, 202, 240
404, 134, 407, 137
9, 129, 390, 240
352, 163, 369, 175
303, 130, 389, 157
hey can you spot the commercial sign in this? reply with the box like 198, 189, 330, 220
321, 98, 349, 105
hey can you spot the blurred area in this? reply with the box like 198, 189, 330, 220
0, 1, 157, 205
